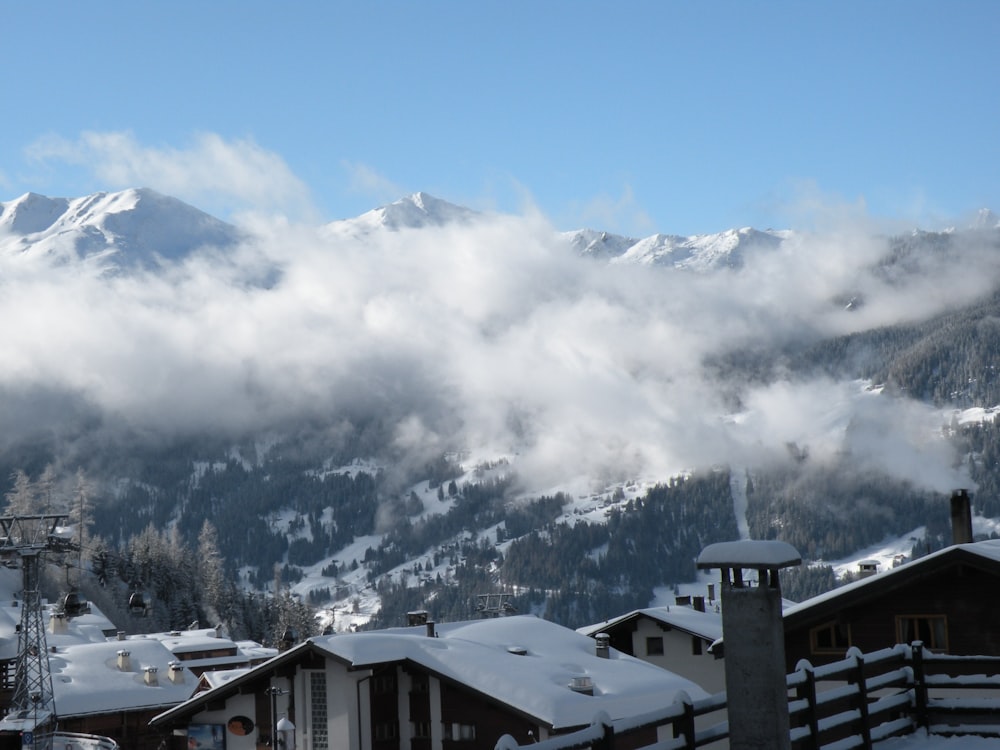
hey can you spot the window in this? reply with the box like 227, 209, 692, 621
373, 673, 397, 694
375, 722, 399, 741
443, 723, 476, 741
897, 615, 948, 652
809, 621, 852, 654
646, 636, 664, 656
310, 671, 329, 750
691, 635, 703, 656
410, 673, 429, 694
412, 721, 431, 739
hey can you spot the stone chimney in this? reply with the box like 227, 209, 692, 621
595, 633, 610, 658
116, 650, 131, 671
49, 612, 68, 635
697, 540, 801, 750
167, 661, 185, 684
143, 666, 158, 686
951, 489, 973, 545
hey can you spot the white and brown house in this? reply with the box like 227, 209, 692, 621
577, 597, 725, 695
149, 615, 709, 750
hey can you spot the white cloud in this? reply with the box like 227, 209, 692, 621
342, 161, 405, 206
0, 198, 985, 493
572, 184, 654, 236
25, 131, 315, 220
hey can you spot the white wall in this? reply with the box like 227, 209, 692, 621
189, 693, 259, 750
630, 618, 726, 694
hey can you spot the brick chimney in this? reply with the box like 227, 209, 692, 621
951, 489, 973, 545
116, 650, 131, 671
143, 666, 158, 686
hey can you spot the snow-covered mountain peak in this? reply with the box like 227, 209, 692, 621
562, 228, 639, 259
567, 225, 787, 271
0, 192, 71, 235
326, 192, 479, 235
973, 208, 999, 230
0, 187, 241, 267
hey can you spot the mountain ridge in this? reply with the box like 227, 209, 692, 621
5, 187, 997, 273
0, 187, 241, 267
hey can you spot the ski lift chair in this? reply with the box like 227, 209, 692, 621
62, 591, 85, 617
128, 591, 149, 616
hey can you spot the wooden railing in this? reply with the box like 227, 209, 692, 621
495, 642, 1000, 750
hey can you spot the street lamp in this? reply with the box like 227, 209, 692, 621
265, 686, 289, 747
276, 715, 296, 750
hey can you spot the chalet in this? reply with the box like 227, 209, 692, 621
120, 626, 277, 676
0, 561, 276, 750
782, 538, 1000, 671
150, 615, 709, 750
41, 637, 197, 749
577, 597, 725, 694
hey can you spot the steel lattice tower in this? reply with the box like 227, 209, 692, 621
0, 514, 70, 742
10, 550, 54, 715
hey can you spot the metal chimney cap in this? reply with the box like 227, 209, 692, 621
696, 540, 801, 571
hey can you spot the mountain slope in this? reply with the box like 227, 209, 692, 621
3, 188, 1000, 633
0, 188, 241, 267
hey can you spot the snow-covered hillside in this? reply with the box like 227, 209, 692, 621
0, 188, 240, 267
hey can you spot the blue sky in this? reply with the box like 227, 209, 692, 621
2, 1, 998, 236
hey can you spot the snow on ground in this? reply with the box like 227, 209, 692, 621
822, 527, 926, 580
288, 400, 1000, 632
954, 406, 1000, 426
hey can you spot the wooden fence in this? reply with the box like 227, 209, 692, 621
495, 642, 1000, 750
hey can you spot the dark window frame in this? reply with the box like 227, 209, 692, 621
809, 621, 852, 655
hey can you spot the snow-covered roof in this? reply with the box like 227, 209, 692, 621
578, 605, 724, 644
317, 615, 708, 729
697, 540, 802, 570
49, 638, 196, 717
127, 628, 235, 653
198, 667, 250, 691
783, 539, 1000, 625
154, 615, 708, 732
234, 640, 278, 661
118, 627, 277, 665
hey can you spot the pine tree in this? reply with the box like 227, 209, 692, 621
4, 470, 37, 516
197, 519, 227, 625
67, 469, 95, 585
